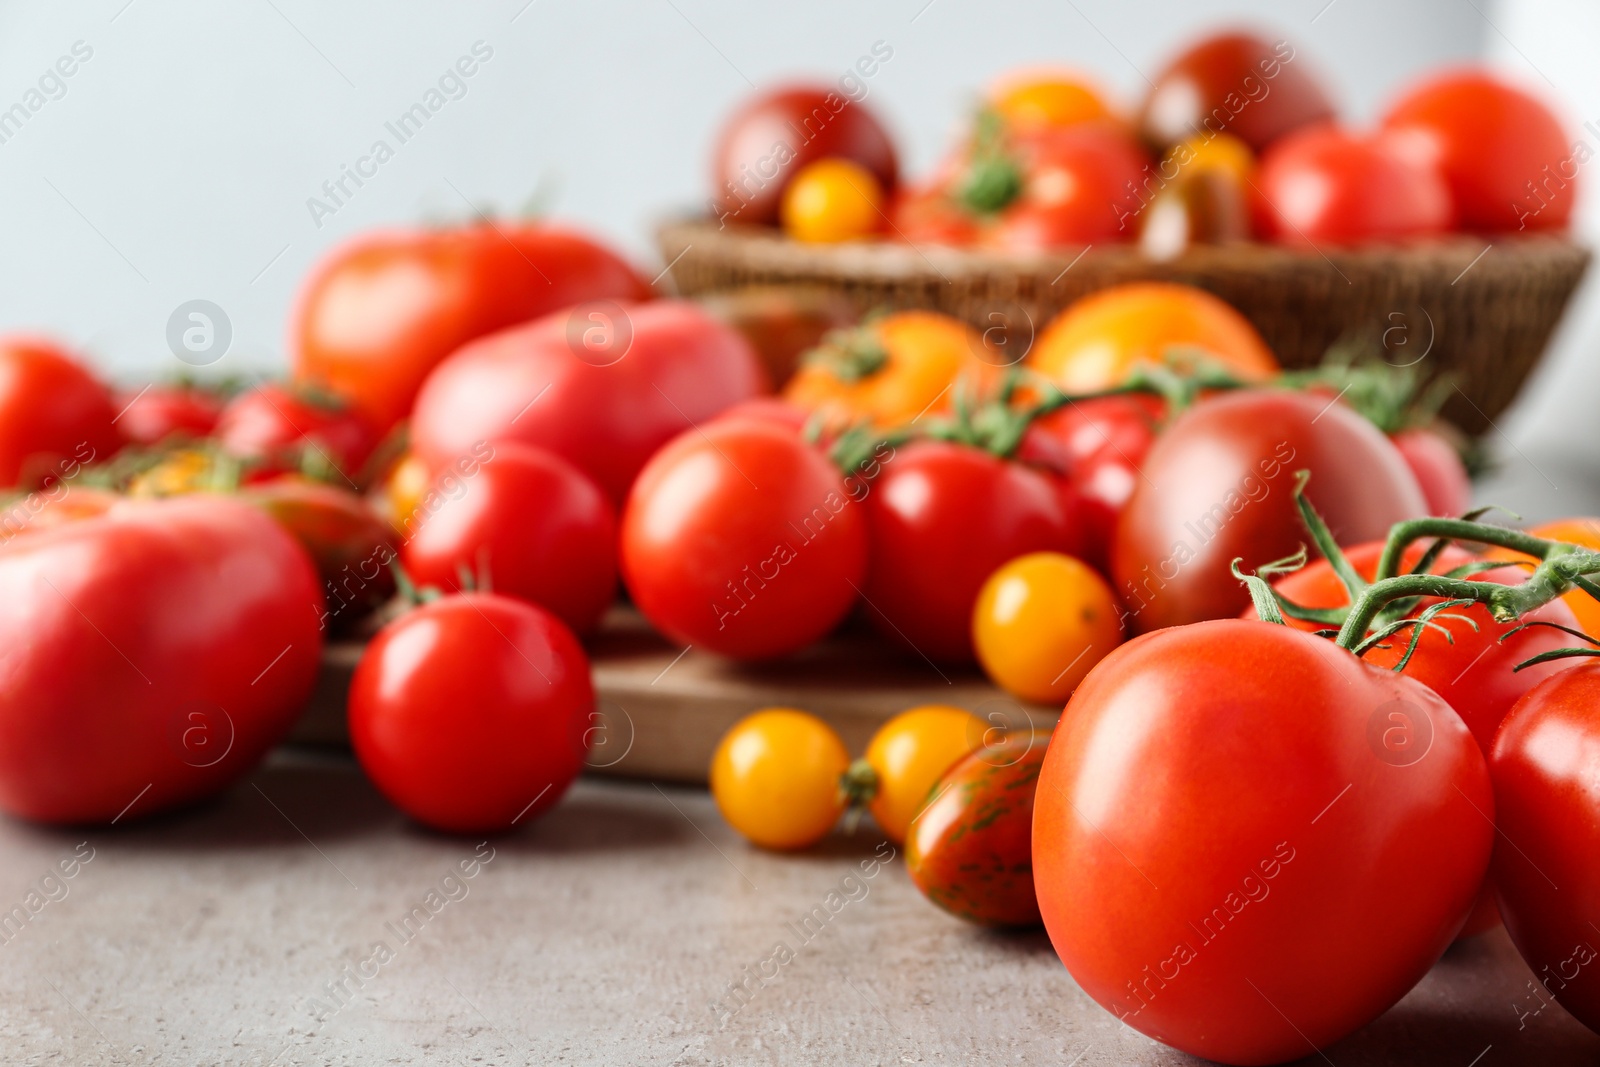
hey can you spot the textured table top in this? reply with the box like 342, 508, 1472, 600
1, 749, 1596, 1067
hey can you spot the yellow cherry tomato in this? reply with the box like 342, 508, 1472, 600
863, 704, 985, 844
1164, 131, 1256, 185
1485, 518, 1600, 638
780, 158, 884, 244
991, 71, 1114, 131
377, 450, 431, 537
710, 708, 850, 850
973, 552, 1124, 706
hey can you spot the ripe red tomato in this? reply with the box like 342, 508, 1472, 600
888, 184, 980, 246
862, 440, 1071, 663
0, 338, 120, 489
1492, 662, 1600, 1035
0, 496, 324, 824
113, 384, 223, 446
293, 223, 651, 430
621, 419, 866, 659
710, 83, 899, 227
349, 593, 593, 833
1390, 427, 1471, 517
1383, 70, 1576, 233
986, 124, 1154, 249
403, 443, 616, 635
1032, 395, 1164, 571
215, 383, 381, 486
1034, 619, 1492, 1063
1257, 124, 1452, 245
1112, 389, 1426, 632
411, 299, 765, 506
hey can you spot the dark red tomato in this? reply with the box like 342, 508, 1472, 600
888, 184, 980, 246
349, 593, 593, 833
1257, 124, 1452, 245
1391, 427, 1471, 517
293, 223, 651, 430
0, 338, 120, 489
863, 440, 1071, 663
1035, 619, 1492, 1064
1112, 389, 1426, 633
403, 443, 616, 635
0, 496, 324, 824
1139, 32, 1336, 153
1383, 70, 1576, 233
1492, 662, 1600, 1035
621, 419, 866, 659
411, 299, 765, 506
1032, 395, 1164, 572
711, 83, 899, 227
987, 124, 1154, 249
114, 384, 223, 446
906, 739, 1046, 927
216, 383, 381, 487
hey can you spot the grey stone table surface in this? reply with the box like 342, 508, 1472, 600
1, 749, 1597, 1067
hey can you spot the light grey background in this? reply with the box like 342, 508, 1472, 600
0, 0, 1592, 503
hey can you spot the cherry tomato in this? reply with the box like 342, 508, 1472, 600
0, 496, 324, 824
1028, 282, 1278, 393
215, 383, 381, 487
113, 384, 223, 446
1112, 389, 1426, 632
1257, 124, 1452, 246
973, 552, 1123, 705
1491, 662, 1600, 1035
1487, 518, 1600, 638
985, 124, 1154, 249
711, 83, 899, 227
621, 419, 867, 660
1035, 619, 1492, 1063
1383, 70, 1576, 233
411, 299, 765, 506
710, 708, 850, 850
863, 704, 985, 844
375, 451, 433, 537
348, 592, 593, 833
403, 443, 616, 635
0, 338, 119, 489
991, 70, 1113, 132
862, 440, 1073, 663
293, 223, 650, 430
780, 157, 884, 243
907, 738, 1046, 927
888, 183, 981, 247
1391, 427, 1471, 517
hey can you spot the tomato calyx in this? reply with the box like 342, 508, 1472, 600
801, 325, 892, 384
837, 757, 880, 832
955, 110, 1024, 216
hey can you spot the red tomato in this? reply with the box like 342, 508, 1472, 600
987, 124, 1154, 249
1112, 389, 1426, 632
0, 496, 324, 824
862, 440, 1071, 663
411, 299, 765, 506
1391, 427, 1471, 517
215, 383, 381, 486
1383, 70, 1576, 233
1257, 124, 1452, 245
1032, 395, 1164, 572
888, 184, 980, 246
1035, 619, 1492, 1063
403, 443, 616, 635
293, 223, 651, 430
621, 419, 866, 660
0, 338, 120, 489
113, 384, 223, 446
1492, 662, 1600, 1035
349, 593, 593, 833
710, 83, 899, 227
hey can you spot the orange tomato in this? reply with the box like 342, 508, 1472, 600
781, 158, 885, 244
1028, 281, 1277, 392
711, 708, 850, 850
1485, 518, 1600, 638
972, 552, 1123, 705
1164, 131, 1256, 184
863, 704, 985, 844
992, 71, 1114, 131
376, 451, 432, 538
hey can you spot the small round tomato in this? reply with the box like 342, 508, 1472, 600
348, 592, 593, 834
403, 443, 616, 635
780, 158, 884, 243
907, 738, 1047, 927
375, 451, 432, 536
1487, 518, 1600, 638
991, 70, 1113, 131
973, 552, 1123, 706
621, 419, 867, 660
888, 184, 981, 246
710, 708, 849, 850
863, 704, 985, 844
114, 384, 223, 446
215, 383, 381, 486
985, 124, 1154, 250
1028, 282, 1278, 393
0, 338, 120, 489
1390, 427, 1470, 517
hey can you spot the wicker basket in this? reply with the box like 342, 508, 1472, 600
657, 220, 1591, 434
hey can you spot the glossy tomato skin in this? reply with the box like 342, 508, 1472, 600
711, 84, 899, 227
293, 224, 650, 430
906, 740, 1046, 927
403, 443, 616, 635
216, 384, 381, 486
349, 593, 593, 834
114, 384, 223, 446
1112, 389, 1426, 633
1035, 620, 1492, 1064
1257, 124, 1452, 245
0, 496, 324, 824
1491, 663, 1600, 1034
863, 441, 1071, 662
1391, 427, 1471, 517
411, 299, 765, 506
0, 338, 120, 489
1032, 395, 1163, 571
1383, 70, 1576, 233
986, 124, 1154, 249
621, 419, 866, 660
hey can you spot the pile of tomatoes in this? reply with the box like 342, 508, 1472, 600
710, 29, 1578, 250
